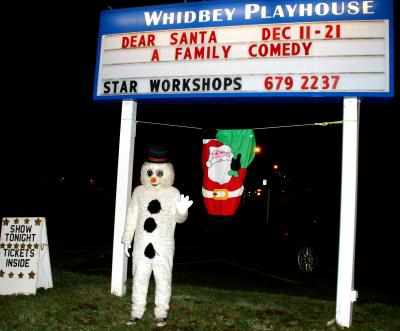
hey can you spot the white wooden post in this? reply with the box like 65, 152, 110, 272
111, 100, 137, 296
336, 97, 360, 327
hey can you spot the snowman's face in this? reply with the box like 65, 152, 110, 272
140, 162, 175, 189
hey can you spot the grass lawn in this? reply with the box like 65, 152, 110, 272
0, 269, 399, 331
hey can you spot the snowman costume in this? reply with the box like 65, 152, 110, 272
122, 147, 192, 324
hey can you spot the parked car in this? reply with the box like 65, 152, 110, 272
229, 169, 340, 274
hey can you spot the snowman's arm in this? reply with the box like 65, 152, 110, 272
121, 189, 139, 244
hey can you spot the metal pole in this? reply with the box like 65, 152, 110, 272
111, 100, 137, 296
335, 97, 360, 327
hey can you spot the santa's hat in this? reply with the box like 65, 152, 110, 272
146, 145, 169, 163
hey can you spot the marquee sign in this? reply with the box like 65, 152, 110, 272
93, 0, 394, 100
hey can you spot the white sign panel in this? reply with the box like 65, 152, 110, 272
0, 217, 53, 295
93, 0, 394, 100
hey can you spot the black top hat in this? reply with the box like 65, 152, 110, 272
147, 145, 169, 163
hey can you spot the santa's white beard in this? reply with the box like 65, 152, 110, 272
208, 160, 232, 185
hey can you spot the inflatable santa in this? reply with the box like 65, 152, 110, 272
122, 146, 193, 327
202, 129, 256, 216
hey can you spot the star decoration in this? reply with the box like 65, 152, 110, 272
0, 243, 5, 249
27, 243, 32, 249
7, 243, 12, 249
2, 218, 10, 226
0, 269, 4, 278
14, 218, 19, 224
28, 271, 36, 279
14, 243, 19, 249
8, 272, 14, 278
34, 243, 39, 250
18, 272, 24, 279
24, 218, 30, 224
20, 243, 26, 249
35, 218, 42, 226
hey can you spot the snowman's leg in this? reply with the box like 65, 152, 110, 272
131, 258, 152, 318
153, 256, 172, 319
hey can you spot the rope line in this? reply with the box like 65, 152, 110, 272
135, 120, 343, 130
136, 120, 203, 130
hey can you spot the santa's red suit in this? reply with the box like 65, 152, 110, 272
202, 139, 246, 216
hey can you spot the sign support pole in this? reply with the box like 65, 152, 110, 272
111, 99, 137, 296
336, 97, 360, 328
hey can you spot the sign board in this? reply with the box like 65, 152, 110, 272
93, 0, 394, 100
0, 217, 53, 295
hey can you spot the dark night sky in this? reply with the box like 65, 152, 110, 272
1, 0, 399, 253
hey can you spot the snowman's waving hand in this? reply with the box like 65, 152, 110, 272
175, 194, 193, 215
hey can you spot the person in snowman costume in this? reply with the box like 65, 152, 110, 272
122, 146, 193, 327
